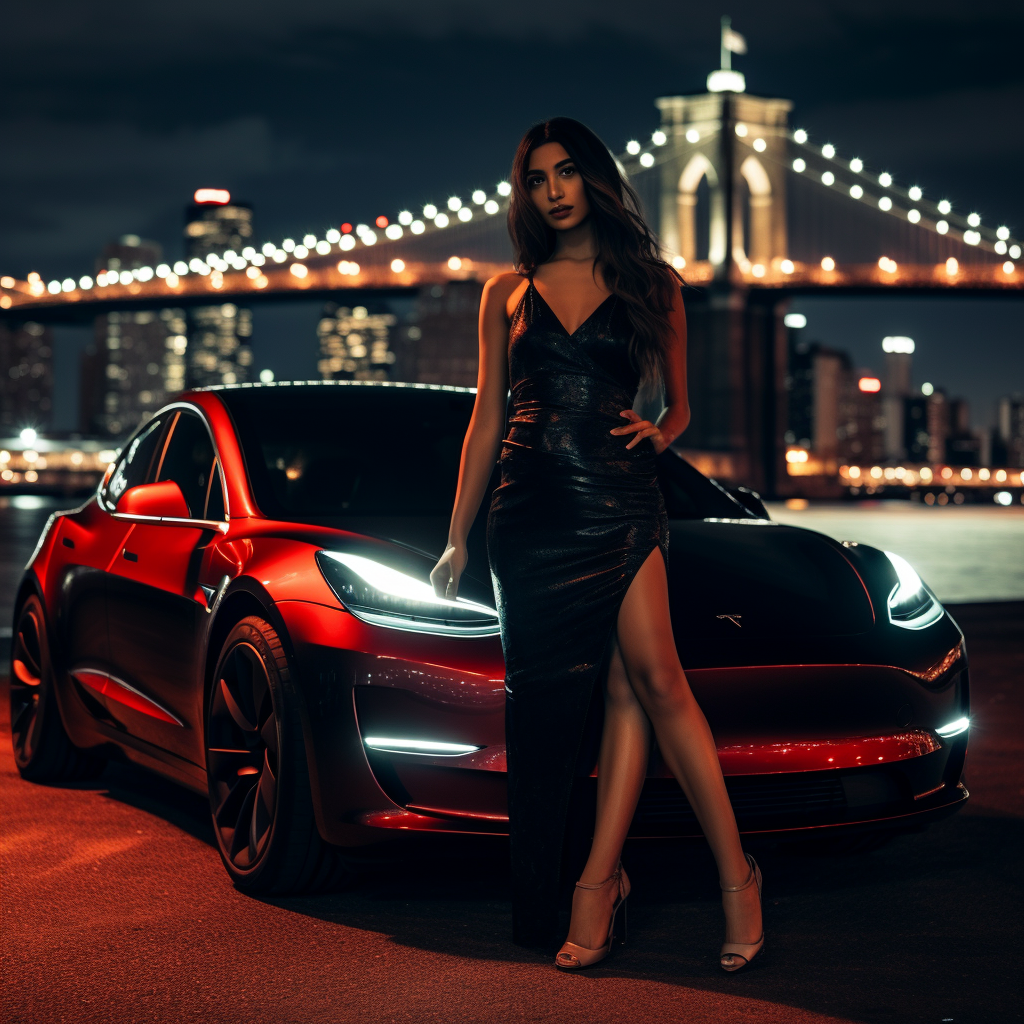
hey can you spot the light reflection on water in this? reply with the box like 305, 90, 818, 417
0, 495, 55, 511
766, 500, 1024, 603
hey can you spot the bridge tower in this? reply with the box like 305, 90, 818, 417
653, 90, 793, 496
655, 92, 791, 275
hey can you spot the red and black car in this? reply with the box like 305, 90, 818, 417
11, 381, 969, 892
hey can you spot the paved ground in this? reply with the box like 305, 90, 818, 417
765, 501, 1024, 603
1, 601, 1020, 1024
2, 497, 1022, 1023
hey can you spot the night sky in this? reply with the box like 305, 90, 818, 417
5, 0, 1023, 429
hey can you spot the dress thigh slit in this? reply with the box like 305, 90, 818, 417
489, 446, 667, 946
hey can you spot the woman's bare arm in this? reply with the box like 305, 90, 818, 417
611, 280, 690, 452
655, 284, 690, 445
430, 272, 520, 598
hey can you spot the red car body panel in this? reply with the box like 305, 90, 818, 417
16, 383, 970, 853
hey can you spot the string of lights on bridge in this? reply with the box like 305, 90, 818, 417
784, 128, 1020, 271
0, 179, 517, 304
0, 124, 1019, 308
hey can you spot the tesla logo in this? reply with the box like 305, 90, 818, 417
716, 614, 743, 628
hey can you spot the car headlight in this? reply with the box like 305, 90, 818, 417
316, 551, 500, 636
884, 551, 943, 630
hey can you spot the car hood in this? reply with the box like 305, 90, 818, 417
665, 520, 874, 638
312, 514, 873, 640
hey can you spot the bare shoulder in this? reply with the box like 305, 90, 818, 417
483, 271, 524, 300
664, 266, 686, 312
482, 271, 529, 321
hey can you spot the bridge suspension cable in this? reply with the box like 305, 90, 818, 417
1, 120, 1020, 312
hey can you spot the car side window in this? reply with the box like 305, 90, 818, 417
156, 410, 218, 519
205, 460, 226, 521
104, 416, 166, 510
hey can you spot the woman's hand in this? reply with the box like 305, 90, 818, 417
430, 542, 468, 600
610, 409, 669, 454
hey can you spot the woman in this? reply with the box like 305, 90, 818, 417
430, 117, 763, 972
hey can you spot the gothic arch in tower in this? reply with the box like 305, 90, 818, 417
677, 153, 727, 265
736, 155, 773, 264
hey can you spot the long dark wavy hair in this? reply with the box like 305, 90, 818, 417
507, 117, 681, 386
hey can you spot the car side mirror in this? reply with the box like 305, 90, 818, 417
116, 480, 190, 519
727, 485, 771, 520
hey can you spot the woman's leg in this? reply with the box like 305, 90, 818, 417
615, 549, 762, 945
564, 642, 649, 949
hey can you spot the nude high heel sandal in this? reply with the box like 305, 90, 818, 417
720, 853, 764, 973
555, 865, 629, 970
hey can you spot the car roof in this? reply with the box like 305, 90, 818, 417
192, 380, 476, 395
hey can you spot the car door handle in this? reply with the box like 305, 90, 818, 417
122, 549, 138, 562
62, 537, 75, 549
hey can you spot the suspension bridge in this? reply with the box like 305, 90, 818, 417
2, 87, 1019, 316
2, 84, 1019, 496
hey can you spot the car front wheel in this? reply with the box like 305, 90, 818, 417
206, 615, 348, 894
10, 595, 105, 781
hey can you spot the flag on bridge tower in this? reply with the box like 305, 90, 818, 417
723, 26, 747, 54
708, 16, 748, 92
719, 16, 747, 70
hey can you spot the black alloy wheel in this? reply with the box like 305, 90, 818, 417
206, 616, 348, 893
10, 595, 104, 781
207, 638, 280, 870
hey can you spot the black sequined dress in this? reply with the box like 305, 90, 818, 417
486, 279, 669, 947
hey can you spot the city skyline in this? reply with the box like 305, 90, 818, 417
1, 2, 1022, 494
23, 163, 1018, 445
4, 2, 1023, 280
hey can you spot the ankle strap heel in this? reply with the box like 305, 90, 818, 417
719, 853, 765, 973
575, 866, 621, 891
555, 864, 629, 969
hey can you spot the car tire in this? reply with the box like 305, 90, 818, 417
10, 594, 106, 782
206, 615, 351, 894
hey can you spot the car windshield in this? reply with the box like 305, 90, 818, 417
218, 384, 476, 518
217, 382, 754, 521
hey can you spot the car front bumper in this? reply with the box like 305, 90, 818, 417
278, 601, 970, 846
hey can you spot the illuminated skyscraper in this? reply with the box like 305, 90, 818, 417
925, 390, 950, 464
184, 191, 254, 256
903, 397, 930, 462
97, 234, 161, 280
81, 309, 188, 437
188, 303, 253, 387
317, 303, 396, 380
785, 338, 883, 464
840, 374, 885, 463
944, 398, 981, 466
390, 282, 481, 386
0, 320, 53, 434
882, 335, 915, 460
80, 236, 185, 437
184, 190, 254, 387
994, 397, 1024, 467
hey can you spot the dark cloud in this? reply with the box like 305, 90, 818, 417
4, 0, 1022, 278
5, 0, 1023, 427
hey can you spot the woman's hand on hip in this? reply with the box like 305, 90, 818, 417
430, 543, 468, 600
611, 409, 668, 454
